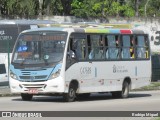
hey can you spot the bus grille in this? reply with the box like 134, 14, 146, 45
22, 84, 46, 89
19, 75, 47, 80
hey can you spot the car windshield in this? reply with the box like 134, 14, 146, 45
12, 31, 67, 66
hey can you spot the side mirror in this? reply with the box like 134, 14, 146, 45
68, 50, 76, 59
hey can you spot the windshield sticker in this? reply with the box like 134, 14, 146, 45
18, 46, 28, 52
18, 52, 32, 58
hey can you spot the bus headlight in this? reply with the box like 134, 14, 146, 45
10, 70, 18, 79
49, 69, 61, 79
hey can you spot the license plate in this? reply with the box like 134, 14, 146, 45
28, 89, 38, 94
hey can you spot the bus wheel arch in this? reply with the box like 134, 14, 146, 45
112, 77, 131, 99
63, 80, 79, 102
123, 77, 132, 90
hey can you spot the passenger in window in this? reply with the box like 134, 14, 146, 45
106, 35, 119, 59
105, 37, 109, 59
116, 38, 119, 47
99, 38, 105, 58
121, 36, 131, 59
115, 38, 120, 58
73, 39, 81, 59
145, 49, 149, 58
144, 40, 149, 58
89, 36, 104, 59
130, 38, 135, 58
72, 39, 86, 60
80, 39, 86, 59
136, 36, 146, 59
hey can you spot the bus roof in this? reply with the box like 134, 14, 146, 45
39, 22, 132, 29
21, 27, 145, 34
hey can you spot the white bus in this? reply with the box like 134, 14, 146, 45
9, 27, 151, 102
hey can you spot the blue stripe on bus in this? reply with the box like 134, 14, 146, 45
109, 29, 120, 33
51, 63, 62, 74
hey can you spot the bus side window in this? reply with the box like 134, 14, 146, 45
67, 33, 87, 61
121, 35, 131, 59
88, 35, 104, 60
107, 35, 119, 59
144, 36, 149, 58
136, 36, 146, 59
73, 38, 86, 60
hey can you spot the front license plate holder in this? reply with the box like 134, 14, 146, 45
28, 89, 38, 94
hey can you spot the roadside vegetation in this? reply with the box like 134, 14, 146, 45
133, 82, 160, 91
0, 0, 160, 19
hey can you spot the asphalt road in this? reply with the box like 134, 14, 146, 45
0, 91, 159, 120
0, 91, 160, 111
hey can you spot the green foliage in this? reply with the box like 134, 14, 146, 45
0, 0, 160, 18
6, 0, 36, 18
108, 2, 122, 16
147, 0, 160, 17
123, 4, 135, 17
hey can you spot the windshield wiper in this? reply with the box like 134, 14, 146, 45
20, 58, 27, 66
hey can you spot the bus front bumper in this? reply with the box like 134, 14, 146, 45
9, 77, 65, 94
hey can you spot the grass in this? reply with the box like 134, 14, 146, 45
133, 82, 160, 91
154, 118, 160, 120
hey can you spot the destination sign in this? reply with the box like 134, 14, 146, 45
22, 34, 66, 41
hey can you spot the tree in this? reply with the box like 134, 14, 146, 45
0, 0, 7, 16
1, 0, 160, 19
147, 0, 160, 17
61, 0, 72, 15
5, 0, 36, 18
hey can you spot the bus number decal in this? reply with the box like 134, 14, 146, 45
155, 31, 160, 45
80, 67, 91, 75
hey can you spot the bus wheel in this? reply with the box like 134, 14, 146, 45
21, 93, 33, 101
112, 81, 129, 98
121, 81, 129, 98
63, 84, 76, 102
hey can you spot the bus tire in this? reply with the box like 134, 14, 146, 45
112, 81, 129, 98
121, 81, 129, 98
63, 84, 76, 102
21, 93, 33, 101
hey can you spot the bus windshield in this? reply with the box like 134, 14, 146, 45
12, 31, 67, 66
